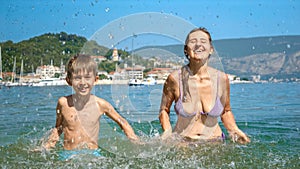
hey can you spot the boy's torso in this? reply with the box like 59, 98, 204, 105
60, 95, 103, 150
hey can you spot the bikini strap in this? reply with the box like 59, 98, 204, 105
178, 69, 183, 100
217, 71, 220, 96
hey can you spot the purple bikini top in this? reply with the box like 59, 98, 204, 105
174, 70, 224, 118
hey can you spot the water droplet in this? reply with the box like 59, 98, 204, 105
286, 44, 291, 48
108, 33, 114, 39
105, 7, 110, 12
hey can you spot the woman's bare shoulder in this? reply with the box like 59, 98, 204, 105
164, 70, 180, 89
208, 67, 227, 81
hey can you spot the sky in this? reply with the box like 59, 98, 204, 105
1, 0, 299, 44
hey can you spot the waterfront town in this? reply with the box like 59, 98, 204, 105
1, 47, 295, 87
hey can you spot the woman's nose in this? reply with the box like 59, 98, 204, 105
194, 44, 202, 50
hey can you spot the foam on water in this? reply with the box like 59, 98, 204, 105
0, 83, 299, 168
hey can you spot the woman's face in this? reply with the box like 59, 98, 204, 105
186, 30, 213, 62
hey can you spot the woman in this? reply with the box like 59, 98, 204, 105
159, 27, 250, 144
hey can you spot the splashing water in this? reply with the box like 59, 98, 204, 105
0, 83, 299, 168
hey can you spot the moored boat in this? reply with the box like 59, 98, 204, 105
128, 78, 143, 86
32, 77, 67, 87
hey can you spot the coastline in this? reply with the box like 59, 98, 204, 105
95, 79, 166, 85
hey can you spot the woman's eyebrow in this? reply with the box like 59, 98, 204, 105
189, 37, 208, 41
189, 38, 197, 41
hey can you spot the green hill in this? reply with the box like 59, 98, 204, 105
0, 32, 109, 74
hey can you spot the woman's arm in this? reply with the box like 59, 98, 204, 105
221, 75, 250, 144
159, 75, 177, 139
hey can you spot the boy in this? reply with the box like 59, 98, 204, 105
44, 54, 138, 150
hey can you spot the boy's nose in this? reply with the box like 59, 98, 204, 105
79, 77, 87, 83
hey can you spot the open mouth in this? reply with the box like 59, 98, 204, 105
194, 49, 204, 55
78, 86, 88, 93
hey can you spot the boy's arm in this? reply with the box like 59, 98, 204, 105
103, 101, 138, 141
43, 99, 64, 149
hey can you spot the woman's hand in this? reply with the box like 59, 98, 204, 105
229, 129, 251, 144
161, 128, 172, 140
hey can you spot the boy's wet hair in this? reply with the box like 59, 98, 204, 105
66, 54, 97, 85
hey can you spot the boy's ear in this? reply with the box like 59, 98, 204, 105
95, 76, 99, 82
66, 77, 72, 86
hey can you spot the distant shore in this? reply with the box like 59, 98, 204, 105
95, 79, 166, 85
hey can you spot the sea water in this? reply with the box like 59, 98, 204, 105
0, 83, 299, 168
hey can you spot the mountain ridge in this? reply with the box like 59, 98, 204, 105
140, 35, 300, 79
1, 33, 299, 79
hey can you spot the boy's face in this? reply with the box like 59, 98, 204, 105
71, 69, 96, 96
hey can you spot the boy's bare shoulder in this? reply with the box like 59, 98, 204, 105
93, 95, 111, 107
57, 95, 73, 106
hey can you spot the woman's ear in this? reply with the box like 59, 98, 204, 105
209, 47, 214, 54
184, 45, 188, 56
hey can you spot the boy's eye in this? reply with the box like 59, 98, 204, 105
74, 76, 81, 80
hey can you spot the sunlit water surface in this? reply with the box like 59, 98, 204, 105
0, 83, 299, 168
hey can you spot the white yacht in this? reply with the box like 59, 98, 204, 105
141, 75, 157, 85
128, 78, 143, 86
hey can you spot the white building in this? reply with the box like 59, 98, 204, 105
36, 60, 65, 79
91, 55, 107, 64
112, 48, 119, 61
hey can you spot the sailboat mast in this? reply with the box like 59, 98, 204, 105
20, 59, 23, 83
11, 56, 16, 82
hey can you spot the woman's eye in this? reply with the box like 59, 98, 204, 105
190, 40, 196, 43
